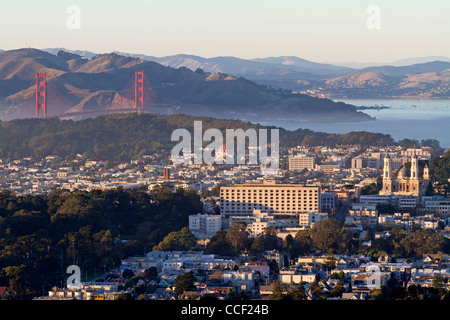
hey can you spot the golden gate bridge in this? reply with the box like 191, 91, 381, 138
34, 71, 178, 119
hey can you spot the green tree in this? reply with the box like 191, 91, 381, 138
204, 231, 235, 256
116, 292, 135, 300
388, 285, 408, 300
250, 227, 281, 256
153, 227, 197, 251
309, 279, 324, 300
2, 265, 36, 299
270, 279, 285, 300
293, 229, 313, 256
282, 234, 296, 258
122, 269, 135, 279
330, 271, 344, 280
287, 282, 308, 300
432, 274, 445, 296
400, 229, 446, 258
324, 254, 337, 271
406, 284, 421, 300
368, 285, 389, 300
398, 138, 419, 150
226, 222, 251, 254
310, 219, 354, 254
174, 271, 196, 295
330, 279, 345, 298
140, 266, 158, 280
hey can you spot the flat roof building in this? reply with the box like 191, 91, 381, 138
288, 156, 315, 171
220, 180, 321, 220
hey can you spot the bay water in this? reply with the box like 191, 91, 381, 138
259, 98, 450, 148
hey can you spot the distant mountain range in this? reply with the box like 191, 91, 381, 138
331, 56, 450, 69
0, 48, 373, 122
43, 48, 355, 79
42, 48, 450, 99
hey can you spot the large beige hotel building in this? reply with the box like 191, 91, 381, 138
220, 180, 321, 219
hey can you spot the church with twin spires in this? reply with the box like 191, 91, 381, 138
379, 148, 429, 197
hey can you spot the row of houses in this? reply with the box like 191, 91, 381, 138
346, 203, 447, 231
33, 249, 450, 301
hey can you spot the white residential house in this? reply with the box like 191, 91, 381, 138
278, 270, 317, 284
223, 271, 256, 291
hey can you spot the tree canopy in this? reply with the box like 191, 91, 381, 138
0, 113, 399, 162
0, 186, 202, 299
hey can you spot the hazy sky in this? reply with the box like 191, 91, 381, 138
1, 0, 449, 63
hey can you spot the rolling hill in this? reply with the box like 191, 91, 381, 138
109, 52, 450, 98
0, 48, 373, 122
112, 52, 355, 80
360, 61, 450, 77
39, 48, 450, 98
250, 62, 450, 99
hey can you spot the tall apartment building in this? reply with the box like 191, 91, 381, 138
219, 180, 321, 220
288, 156, 315, 171
320, 192, 338, 213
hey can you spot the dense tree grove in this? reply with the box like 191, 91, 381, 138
204, 219, 450, 262
429, 149, 450, 195
0, 113, 399, 162
0, 185, 202, 299
367, 226, 450, 259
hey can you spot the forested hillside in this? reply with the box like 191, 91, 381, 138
0, 112, 395, 162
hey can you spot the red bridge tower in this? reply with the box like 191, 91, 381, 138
36, 73, 47, 118
135, 71, 144, 110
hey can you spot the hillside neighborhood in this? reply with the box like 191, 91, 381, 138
8, 142, 446, 301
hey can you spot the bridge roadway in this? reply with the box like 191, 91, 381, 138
57, 105, 180, 119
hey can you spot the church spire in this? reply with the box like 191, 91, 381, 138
380, 146, 393, 195
410, 146, 419, 180
383, 147, 391, 180
423, 163, 429, 180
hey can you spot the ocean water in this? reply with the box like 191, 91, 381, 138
260, 99, 450, 148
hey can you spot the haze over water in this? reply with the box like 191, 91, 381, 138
263, 99, 450, 149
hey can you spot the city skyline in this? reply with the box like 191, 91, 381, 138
1, 0, 449, 64
1, 0, 450, 306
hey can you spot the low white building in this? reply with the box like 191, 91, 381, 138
278, 270, 317, 284
298, 212, 328, 227
121, 256, 164, 275
398, 196, 419, 209
423, 197, 450, 215
359, 194, 398, 206
223, 271, 256, 291
247, 218, 281, 237
189, 213, 222, 238
160, 252, 235, 272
